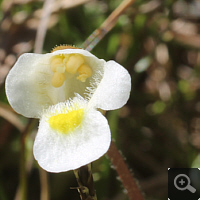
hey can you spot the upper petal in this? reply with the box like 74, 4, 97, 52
89, 60, 131, 110
5, 53, 53, 118
33, 106, 111, 172
5, 49, 106, 118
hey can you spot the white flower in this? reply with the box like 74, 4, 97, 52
5, 47, 131, 172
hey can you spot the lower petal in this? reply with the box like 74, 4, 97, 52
33, 108, 111, 172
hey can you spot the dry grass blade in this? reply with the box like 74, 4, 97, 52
82, 0, 136, 51
100, 0, 135, 32
34, 0, 55, 53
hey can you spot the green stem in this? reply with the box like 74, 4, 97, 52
19, 134, 27, 200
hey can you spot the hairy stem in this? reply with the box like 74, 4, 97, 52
107, 140, 145, 200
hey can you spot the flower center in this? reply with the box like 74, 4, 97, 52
50, 54, 92, 88
48, 108, 84, 134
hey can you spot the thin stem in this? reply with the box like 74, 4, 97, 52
107, 140, 145, 200
39, 168, 49, 200
73, 164, 97, 200
82, 0, 136, 51
101, 0, 135, 32
19, 130, 27, 200
15, 119, 34, 200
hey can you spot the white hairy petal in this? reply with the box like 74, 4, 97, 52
33, 107, 111, 172
5, 53, 52, 118
89, 60, 131, 110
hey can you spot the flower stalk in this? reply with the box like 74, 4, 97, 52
107, 140, 145, 200
73, 164, 97, 200
19, 132, 27, 200
17, 119, 34, 200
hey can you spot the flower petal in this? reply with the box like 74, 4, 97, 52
5, 49, 106, 118
5, 53, 54, 118
89, 60, 131, 110
33, 108, 111, 172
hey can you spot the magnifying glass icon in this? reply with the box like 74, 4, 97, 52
174, 174, 196, 193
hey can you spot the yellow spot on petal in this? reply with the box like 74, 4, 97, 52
77, 64, 93, 82
65, 54, 85, 74
49, 108, 84, 134
51, 72, 65, 88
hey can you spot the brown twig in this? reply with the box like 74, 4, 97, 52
107, 140, 145, 200
100, 0, 135, 32
82, 0, 136, 51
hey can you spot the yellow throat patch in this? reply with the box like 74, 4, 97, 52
48, 108, 84, 134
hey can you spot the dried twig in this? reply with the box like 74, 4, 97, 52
82, 0, 136, 51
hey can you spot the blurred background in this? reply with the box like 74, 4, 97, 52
0, 0, 200, 199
